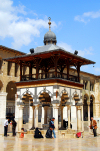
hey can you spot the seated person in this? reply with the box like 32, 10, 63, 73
34, 127, 43, 138
45, 127, 53, 138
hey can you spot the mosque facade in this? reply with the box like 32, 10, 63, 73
0, 19, 100, 134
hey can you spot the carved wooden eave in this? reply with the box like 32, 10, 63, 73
3, 49, 95, 66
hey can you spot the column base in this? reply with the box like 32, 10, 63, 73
0, 118, 5, 134
41, 118, 44, 128
66, 128, 73, 134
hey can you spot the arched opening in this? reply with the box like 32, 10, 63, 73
83, 94, 88, 121
61, 92, 69, 105
6, 81, 17, 120
59, 92, 69, 129
90, 95, 94, 119
0, 80, 3, 92
22, 93, 33, 123
39, 92, 51, 124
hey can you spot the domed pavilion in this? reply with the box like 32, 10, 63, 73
4, 18, 95, 133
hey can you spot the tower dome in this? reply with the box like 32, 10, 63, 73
44, 17, 57, 45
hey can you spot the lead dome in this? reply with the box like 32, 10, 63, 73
43, 18, 57, 45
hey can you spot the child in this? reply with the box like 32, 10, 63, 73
19, 128, 26, 138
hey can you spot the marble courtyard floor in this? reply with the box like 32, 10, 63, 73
0, 133, 100, 151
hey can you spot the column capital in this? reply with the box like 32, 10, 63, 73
44, 106, 49, 109
67, 105, 71, 110
34, 104, 39, 109
87, 102, 90, 106
60, 105, 64, 109
32, 106, 35, 110
52, 104, 59, 109
18, 105, 24, 110
76, 106, 82, 110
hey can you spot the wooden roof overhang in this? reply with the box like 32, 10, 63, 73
3, 49, 95, 69
15, 78, 84, 89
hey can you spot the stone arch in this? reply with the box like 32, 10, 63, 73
38, 90, 52, 124
90, 94, 94, 119
0, 80, 3, 92
21, 92, 33, 124
83, 93, 89, 121
38, 88, 53, 102
39, 92, 51, 106
21, 90, 34, 103
60, 89, 69, 105
6, 81, 17, 101
84, 93, 89, 104
90, 94, 95, 103
71, 90, 80, 100
60, 89, 69, 98
6, 81, 17, 120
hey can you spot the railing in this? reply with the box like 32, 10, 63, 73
21, 72, 79, 82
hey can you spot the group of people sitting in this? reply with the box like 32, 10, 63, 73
20, 117, 56, 139
34, 117, 56, 138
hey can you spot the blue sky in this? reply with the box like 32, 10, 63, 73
0, 0, 100, 75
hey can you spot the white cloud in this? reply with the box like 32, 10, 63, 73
74, 10, 100, 23
58, 42, 73, 53
0, 0, 57, 49
58, 42, 93, 57
94, 67, 100, 74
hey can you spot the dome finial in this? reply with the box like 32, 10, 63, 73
48, 17, 51, 31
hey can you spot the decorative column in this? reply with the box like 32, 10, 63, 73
67, 105, 71, 129
63, 106, 67, 121
61, 106, 64, 127
18, 105, 24, 131
87, 102, 90, 132
52, 104, 59, 130
81, 105, 84, 131
87, 102, 90, 121
41, 106, 44, 127
34, 105, 39, 128
44, 106, 48, 124
0, 92, 7, 134
29, 105, 33, 129
76, 106, 82, 132
30, 106, 35, 129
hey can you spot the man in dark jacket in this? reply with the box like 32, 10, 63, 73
49, 117, 56, 138
12, 120, 17, 136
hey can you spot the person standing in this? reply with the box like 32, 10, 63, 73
89, 117, 97, 137
4, 118, 9, 137
12, 119, 17, 136
49, 117, 56, 138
